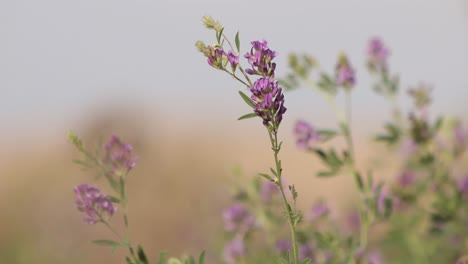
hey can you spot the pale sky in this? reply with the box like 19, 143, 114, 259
2, 0, 467, 141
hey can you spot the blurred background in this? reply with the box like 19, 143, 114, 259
1, 0, 467, 263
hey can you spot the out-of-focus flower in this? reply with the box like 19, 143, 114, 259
294, 120, 320, 150
367, 37, 390, 72
308, 201, 329, 221
74, 184, 116, 224
335, 54, 355, 88
366, 250, 385, 264
373, 183, 391, 215
346, 211, 361, 233
223, 203, 255, 233
456, 256, 468, 264
244, 40, 277, 77
457, 176, 468, 196
276, 239, 292, 252
104, 135, 139, 172
396, 170, 417, 188
454, 122, 468, 154
227, 50, 239, 70
260, 181, 280, 204
224, 238, 246, 264
299, 243, 315, 261
400, 139, 418, 158
250, 77, 287, 128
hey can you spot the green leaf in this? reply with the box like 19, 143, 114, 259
92, 240, 121, 247
301, 259, 312, 264
237, 112, 257, 120
109, 196, 121, 204
137, 245, 148, 264
238, 91, 254, 108
317, 170, 338, 177
198, 251, 206, 264
354, 171, 364, 191
259, 173, 274, 182
235, 31, 240, 52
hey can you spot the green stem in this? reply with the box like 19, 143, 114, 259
222, 34, 253, 86
268, 130, 299, 264
223, 69, 250, 87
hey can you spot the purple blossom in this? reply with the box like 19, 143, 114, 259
346, 211, 361, 233
227, 51, 239, 69
244, 40, 277, 77
74, 184, 116, 224
249, 77, 287, 128
222, 203, 255, 233
457, 176, 468, 196
366, 250, 385, 264
373, 183, 391, 215
207, 46, 226, 69
396, 170, 417, 188
294, 120, 320, 150
299, 244, 315, 261
224, 238, 246, 264
104, 135, 139, 172
335, 54, 355, 87
276, 239, 292, 252
260, 181, 279, 204
308, 201, 329, 220
367, 37, 390, 72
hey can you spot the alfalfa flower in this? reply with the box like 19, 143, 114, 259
457, 176, 468, 196
227, 50, 239, 70
335, 53, 356, 88
224, 238, 247, 264
74, 184, 116, 224
367, 37, 390, 73
244, 40, 278, 77
294, 120, 319, 150
307, 201, 330, 220
104, 135, 139, 172
250, 77, 287, 129
222, 203, 256, 234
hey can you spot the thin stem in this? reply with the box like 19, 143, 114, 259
223, 69, 250, 87
268, 130, 299, 264
345, 90, 355, 161
101, 219, 122, 240
222, 34, 253, 86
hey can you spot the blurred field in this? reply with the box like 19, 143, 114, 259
0, 107, 406, 264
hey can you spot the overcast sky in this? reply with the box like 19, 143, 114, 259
2, 0, 468, 140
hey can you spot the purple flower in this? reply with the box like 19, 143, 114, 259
299, 244, 315, 261
373, 183, 391, 215
308, 201, 329, 220
396, 170, 417, 188
366, 250, 385, 264
222, 203, 255, 233
367, 37, 390, 72
335, 54, 355, 87
244, 40, 277, 77
224, 238, 246, 264
346, 211, 361, 233
294, 120, 320, 150
74, 184, 116, 224
457, 176, 468, 196
276, 239, 292, 252
104, 135, 139, 172
260, 181, 279, 204
206, 46, 226, 69
249, 77, 287, 128
227, 50, 239, 70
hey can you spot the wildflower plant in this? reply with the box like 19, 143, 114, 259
68, 16, 468, 264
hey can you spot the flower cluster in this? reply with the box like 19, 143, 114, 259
335, 53, 356, 88
244, 40, 278, 77
74, 184, 116, 224
367, 37, 390, 72
294, 120, 319, 150
104, 135, 139, 172
249, 77, 287, 128
223, 203, 256, 234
